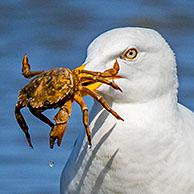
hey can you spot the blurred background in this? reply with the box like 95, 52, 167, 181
0, 0, 194, 193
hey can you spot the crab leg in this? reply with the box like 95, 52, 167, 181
80, 75, 122, 92
79, 86, 124, 121
22, 54, 43, 78
29, 108, 54, 127
76, 60, 123, 78
49, 100, 72, 149
73, 93, 92, 146
15, 102, 33, 148
100, 60, 121, 77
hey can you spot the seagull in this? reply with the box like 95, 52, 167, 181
60, 27, 194, 194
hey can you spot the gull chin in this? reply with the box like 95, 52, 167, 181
60, 27, 194, 194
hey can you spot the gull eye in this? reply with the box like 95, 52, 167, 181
122, 48, 138, 60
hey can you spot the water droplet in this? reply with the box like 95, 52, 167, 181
49, 160, 54, 168
88, 144, 92, 149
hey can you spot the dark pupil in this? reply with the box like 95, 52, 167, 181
129, 51, 133, 55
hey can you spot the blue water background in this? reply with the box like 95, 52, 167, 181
0, 0, 194, 193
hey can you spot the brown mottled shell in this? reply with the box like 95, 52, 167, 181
18, 67, 76, 108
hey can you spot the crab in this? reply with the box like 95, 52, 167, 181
15, 54, 124, 149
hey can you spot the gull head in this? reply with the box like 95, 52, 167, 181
84, 27, 178, 103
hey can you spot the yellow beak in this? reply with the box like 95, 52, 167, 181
75, 63, 104, 92
74, 63, 86, 71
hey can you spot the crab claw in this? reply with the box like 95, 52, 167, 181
49, 124, 65, 149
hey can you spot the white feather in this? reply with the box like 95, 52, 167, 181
60, 27, 194, 194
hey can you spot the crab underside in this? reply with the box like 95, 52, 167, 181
15, 54, 124, 149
